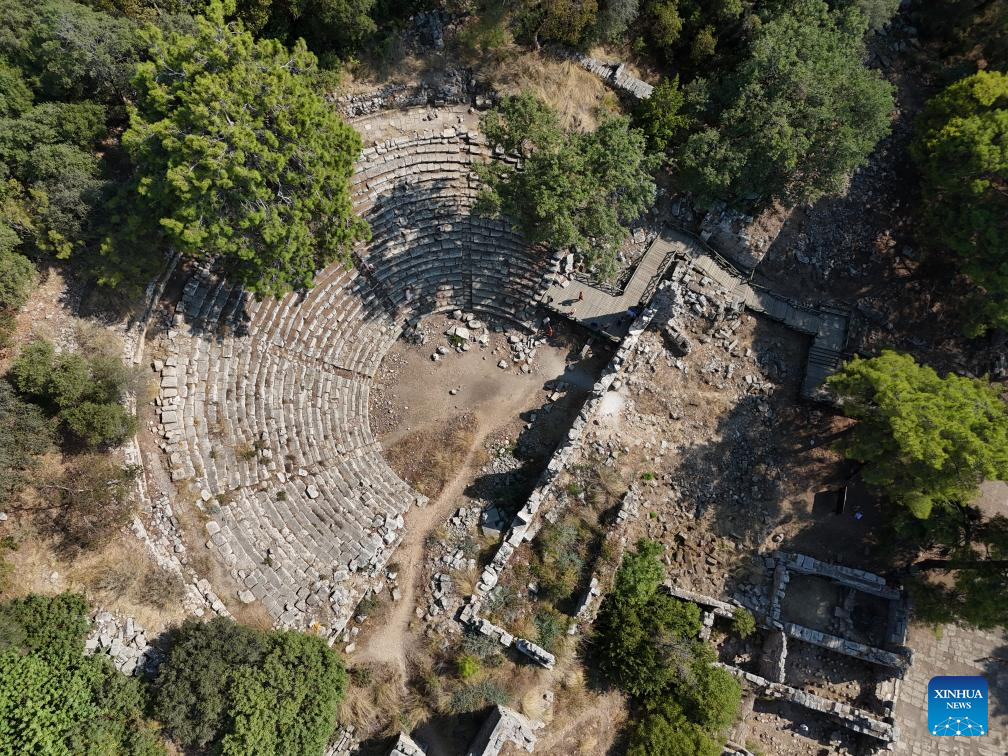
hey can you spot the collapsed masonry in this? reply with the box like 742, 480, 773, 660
669, 551, 912, 749
699, 201, 786, 271
573, 53, 655, 100
84, 610, 161, 678
387, 705, 540, 756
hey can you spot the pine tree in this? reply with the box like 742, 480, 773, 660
119, 0, 369, 298
828, 351, 1008, 518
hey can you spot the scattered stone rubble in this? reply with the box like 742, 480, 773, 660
699, 201, 785, 271
334, 68, 475, 118
84, 611, 161, 678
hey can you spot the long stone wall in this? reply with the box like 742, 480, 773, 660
460, 287, 668, 634
717, 663, 899, 744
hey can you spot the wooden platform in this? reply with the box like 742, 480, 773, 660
540, 226, 850, 400
539, 233, 685, 340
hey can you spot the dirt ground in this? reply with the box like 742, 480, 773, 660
348, 314, 612, 750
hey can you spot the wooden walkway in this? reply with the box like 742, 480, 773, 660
540, 227, 850, 400
540, 235, 682, 340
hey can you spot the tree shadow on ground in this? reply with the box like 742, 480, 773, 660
668, 314, 895, 580
981, 643, 1008, 721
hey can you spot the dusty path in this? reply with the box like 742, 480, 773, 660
352, 431, 490, 673
355, 322, 604, 675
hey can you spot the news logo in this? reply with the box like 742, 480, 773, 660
928, 676, 988, 737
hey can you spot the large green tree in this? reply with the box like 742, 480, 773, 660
912, 70, 1008, 335
0, 593, 164, 755
676, 0, 893, 207
904, 511, 1008, 629
827, 350, 1008, 519
592, 540, 740, 744
119, 0, 368, 298
153, 617, 347, 755
477, 92, 657, 281
231, 0, 377, 58
636, 76, 690, 154
592, 541, 701, 697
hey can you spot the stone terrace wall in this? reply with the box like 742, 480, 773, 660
460, 286, 669, 628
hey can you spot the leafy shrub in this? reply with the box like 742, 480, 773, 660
9, 338, 137, 449
0, 248, 35, 310
731, 607, 756, 639
477, 92, 657, 281
456, 654, 480, 680
0, 593, 164, 755
628, 700, 720, 756
483, 584, 522, 626
153, 617, 347, 755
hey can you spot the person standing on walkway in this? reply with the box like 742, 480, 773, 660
578, 290, 584, 302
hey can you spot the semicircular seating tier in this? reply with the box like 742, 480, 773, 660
352, 126, 552, 325
152, 112, 551, 634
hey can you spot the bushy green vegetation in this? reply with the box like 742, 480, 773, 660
152, 616, 347, 755
629, 700, 721, 756
636, 76, 690, 154
0, 0, 142, 274
477, 92, 657, 280
0, 382, 54, 506
110, 0, 368, 299
10, 338, 137, 449
912, 70, 1008, 335
456, 654, 481, 680
674, 0, 893, 207
0, 247, 35, 349
828, 350, 1008, 520
0, 593, 164, 755
731, 607, 755, 639
0, 594, 356, 755
592, 541, 741, 749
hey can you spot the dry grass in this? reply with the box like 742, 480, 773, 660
0, 516, 189, 633
385, 412, 479, 499
480, 53, 622, 131
339, 661, 415, 738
